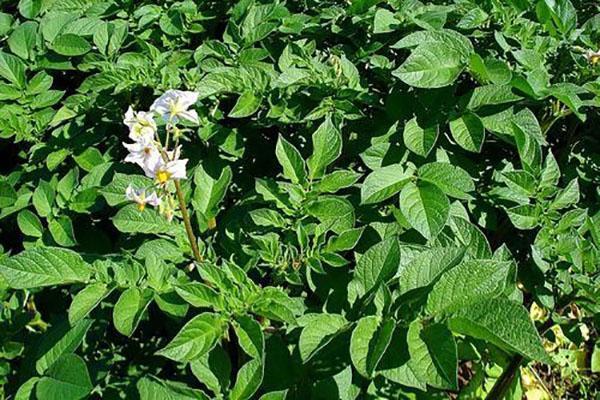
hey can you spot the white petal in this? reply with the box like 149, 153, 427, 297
146, 192, 162, 207
177, 91, 199, 108
179, 109, 199, 124
124, 107, 136, 128
125, 184, 136, 200
167, 159, 188, 179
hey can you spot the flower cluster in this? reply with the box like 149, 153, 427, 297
122, 90, 199, 220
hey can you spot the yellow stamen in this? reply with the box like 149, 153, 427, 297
208, 217, 217, 230
137, 202, 146, 211
592, 55, 600, 65
156, 170, 171, 184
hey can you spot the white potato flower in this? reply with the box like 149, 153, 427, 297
125, 185, 161, 211
123, 134, 160, 168
123, 107, 157, 141
150, 90, 200, 124
143, 148, 188, 184
585, 49, 600, 65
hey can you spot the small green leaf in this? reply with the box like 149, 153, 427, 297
400, 181, 449, 240
403, 117, 438, 157
230, 359, 263, 400
353, 237, 400, 294
69, 283, 111, 325
350, 316, 394, 378
393, 43, 465, 88
299, 314, 348, 362
275, 135, 306, 184
17, 209, 44, 237
49, 216, 77, 247
307, 117, 342, 179
36, 354, 93, 400
0, 181, 17, 208
156, 312, 226, 362
229, 91, 262, 118
449, 113, 485, 152
51, 34, 92, 56
418, 162, 474, 200
113, 288, 153, 336
360, 164, 411, 204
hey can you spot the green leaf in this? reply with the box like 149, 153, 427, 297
449, 113, 485, 153
230, 359, 264, 400
69, 283, 111, 325
156, 312, 226, 362
193, 164, 232, 227
353, 237, 400, 294
234, 315, 264, 359
448, 298, 549, 361
397, 247, 465, 294
299, 314, 348, 362
0, 51, 26, 87
314, 170, 362, 193
175, 282, 224, 310
418, 162, 474, 200
112, 204, 179, 235
36, 354, 93, 400
403, 117, 438, 157
101, 173, 152, 207
190, 346, 231, 396
0, 181, 17, 208
393, 43, 465, 88
550, 178, 579, 210
506, 204, 540, 230
33, 180, 55, 217
307, 117, 342, 179
49, 216, 77, 247
407, 321, 458, 390
35, 319, 93, 374
307, 196, 355, 234
229, 91, 262, 118
399, 181, 449, 240
18, 0, 42, 19
350, 316, 394, 378
17, 209, 44, 237
426, 260, 511, 315
275, 135, 306, 184
0, 247, 91, 289
138, 376, 209, 400
360, 164, 411, 204
8, 21, 38, 60
51, 34, 91, 56
113, 288, 153, 336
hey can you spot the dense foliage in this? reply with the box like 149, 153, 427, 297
1, 0, 600, 399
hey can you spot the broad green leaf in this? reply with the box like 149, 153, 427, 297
112, 204, 179, 235
360, 164, 411, 204
69, 283, 111, 325
350, 316, 394, 378
275, 135, 306, 184
407, 321, 458, 390
19, 0, 42, 18
35, 319, 93, 374
229, 91, 262, 118
397, 247, 465, 294
403, 117, 438, 157
353, 237, 400, 294
418, 162, 474, 200
101, 173, 152, 207
0, 181, 17, 208
33, 180, 55, 217
49, 216, 77, 247
17, 209, 43, 237
448, 298, 549, 361
8, 21, 38, 60
51, 34, 91, 56
426, 260, 511, 315
36, 354, 92, 400
400, 181, 449, 240
193, 164, 232, 227
393, 43, 464, 88
113, 288, 153, 336
156, 312, 226, 362
314, 169, 362, 193
307, 117, 342, 179
307, 196, 355, 234
230, 359, 263, 400
0, 247, 91, 289
234, 315, 264, 359
549, 178, 579, 210
506, 204, 540, 230
299, 314, 348, 362
392, 29, 474, 58
190, 346, 231, 396
138, 376, 209, 400
0, 51, 26, 87
449, 113, 485, 153
175, 282, 224, 310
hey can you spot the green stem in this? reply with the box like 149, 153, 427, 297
174, 179, 203, 263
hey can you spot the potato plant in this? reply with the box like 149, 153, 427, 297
0, 0, 599, 399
